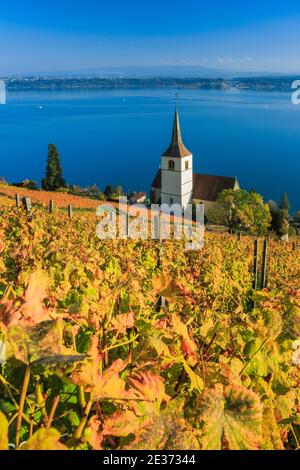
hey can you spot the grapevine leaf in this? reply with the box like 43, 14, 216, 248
19, 428, 67, 450
0, 411, 8, 450
71, 335, 131, 401
197, 384, 263, 450
262, 406, 284, 450
183, 360, 204, 392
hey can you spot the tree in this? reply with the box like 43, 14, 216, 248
267, 199, 278, 214
26, 180, 39, 190
208, 189, 271, 235
295, 211, 300, 223
269, 208, 289, 235
13, 179, 39, 190
88, 184, 100, 196
98, 192, 106, 201
115, 185, 124, 197
104, 185, 114, 197
42, 144, 66, 191
268, 196, 291, 236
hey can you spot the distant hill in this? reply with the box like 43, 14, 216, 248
5, 75, 299, 92
4, 65, 290, 80
56, 65, 239, 79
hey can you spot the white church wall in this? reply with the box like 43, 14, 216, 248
161, 169, 182, 195
179, 156, 192, 171
161, 157, 181, 171
192, 198, 217, 216
181, 191, 193, 207
180, 156, 193, 185
160, 193, 182, 206
160, 155, 193, 209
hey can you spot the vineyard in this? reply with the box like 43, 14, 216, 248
0, 183, 101, 210
0, 202, 299, 450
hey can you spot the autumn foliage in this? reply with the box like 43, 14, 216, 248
0, 183, 100, 209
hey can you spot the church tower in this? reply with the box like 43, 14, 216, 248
160, 105, 193, 209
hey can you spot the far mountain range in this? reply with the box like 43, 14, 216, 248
4, 65, 299, 79
2, 66, 299, 92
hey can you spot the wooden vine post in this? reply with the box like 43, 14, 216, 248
253, 239, 259, 291
49, 200, 54, 214
15, 193, 21, 208
261, 238, 268, 289
22, 197, 32, 213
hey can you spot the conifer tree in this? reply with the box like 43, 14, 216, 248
42, 144, 66, 191
279, 192, 290, 214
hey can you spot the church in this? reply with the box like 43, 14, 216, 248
150, 107, 240, 214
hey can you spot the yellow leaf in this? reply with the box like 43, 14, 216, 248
183, 360, 204, 392
0, 412, 8, 450
19, 428, 67, 450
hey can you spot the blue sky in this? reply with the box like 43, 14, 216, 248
1, 0, 300, 74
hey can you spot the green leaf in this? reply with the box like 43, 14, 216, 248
262, 406, 284, 450
183, 360, 204, 393
125, 399, 200, 450
197, 384, 263, 450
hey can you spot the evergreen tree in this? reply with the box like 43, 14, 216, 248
271, 208, 288, 235
104, 185, 114, 197
42, 144, 66, 191
267, 199, 278, 214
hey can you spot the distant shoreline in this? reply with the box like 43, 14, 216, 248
3, 76, 298, 92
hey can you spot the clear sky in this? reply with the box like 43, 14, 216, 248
1, 0, 300, 75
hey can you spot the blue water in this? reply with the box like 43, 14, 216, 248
0, 88, 299, 211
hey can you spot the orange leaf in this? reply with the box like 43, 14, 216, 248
71, 335, 132, 401
110, 312, 134, 333
20, 270, 52, 326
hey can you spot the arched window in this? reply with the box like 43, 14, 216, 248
168, 160, 175, 170
185, 160, 189, 170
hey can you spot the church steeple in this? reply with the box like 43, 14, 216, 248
162, 105, 192, 158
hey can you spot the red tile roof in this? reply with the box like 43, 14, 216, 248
193, 173, 238, 201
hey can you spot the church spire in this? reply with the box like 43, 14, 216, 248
162, 100, 192, 158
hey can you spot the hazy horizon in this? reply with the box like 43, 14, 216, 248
3, 64, 300, 79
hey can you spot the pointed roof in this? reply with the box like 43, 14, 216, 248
162, 107, 192, 158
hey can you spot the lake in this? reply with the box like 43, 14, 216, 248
0, 88, 299, 212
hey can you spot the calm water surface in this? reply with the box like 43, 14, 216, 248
0, 88, 299, 211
